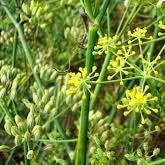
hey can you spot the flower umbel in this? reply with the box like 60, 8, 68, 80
117, 86, 158, 124
93, 35, 119, 56
66, 67, 99, 95
128, 27, 147, 39
128, 27, 151, 44
107, 45, 134, 85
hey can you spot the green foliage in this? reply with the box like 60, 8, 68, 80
0, 0, 165, 164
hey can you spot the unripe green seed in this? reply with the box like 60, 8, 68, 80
27, 150, 35, 160
0, 87, 6, 98
27, 111, 35, 129
17, 122, 27, 132
0, 145, 11, 152
42, 90, 50, 104
35, 115, 41, 125
15, 135, 23, 146
10, 74, 22, 99
11, 126, 21, 136
15, 115, 24, 126
153, 148, 160, 156
22, 3, 30, 15
4, 120, 13, 135
51, 108, 57, 116
101, 130, 109, 142
32, 125, 42, 140
24, 131, 31, 141
49, 71, 57, 81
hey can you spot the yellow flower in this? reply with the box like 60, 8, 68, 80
128, 27, 147, 38
128, 27, 151, 44
117, 85, 158, 124
158, 21, 165, 30
66, 66, 99, 95
93, 35, 119, 56
107, 45, 134, 85
158, 21, 165, 36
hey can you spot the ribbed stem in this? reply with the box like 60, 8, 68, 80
75, 1, 112, 164
75, 26, 98, 165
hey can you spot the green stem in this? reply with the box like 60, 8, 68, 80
107, 6, 111, 36
95, 0, 111, 23
1, 1, 43, 91
94, 0, 101, 17
75, 26, 98, 165
12, 30, 18, 67
23, 142, 29, 165
147, 23, 159, 60
37, 139, 77, 143
55, 81, 73, 162
155, 60, 165, 68
118, 2, 142, 38
90, 49, 111, 110
88, 76, 142, 84
55, 120, 74, 162
83, 0, 94, 22
149, 76, 165, 84
149, 159, 165, 165
116, 0, 130, 34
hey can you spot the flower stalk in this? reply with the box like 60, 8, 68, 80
75, 0, 112, 164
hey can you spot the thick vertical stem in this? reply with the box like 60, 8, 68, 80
75, 26, 98, 165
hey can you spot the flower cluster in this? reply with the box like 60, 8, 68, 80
93, 35, 119, 56
128, 27, 147, 38
66, 66, 99, 95
107, 45, 135, 85
128, 27, 152, 44
117, 85, 158, 124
